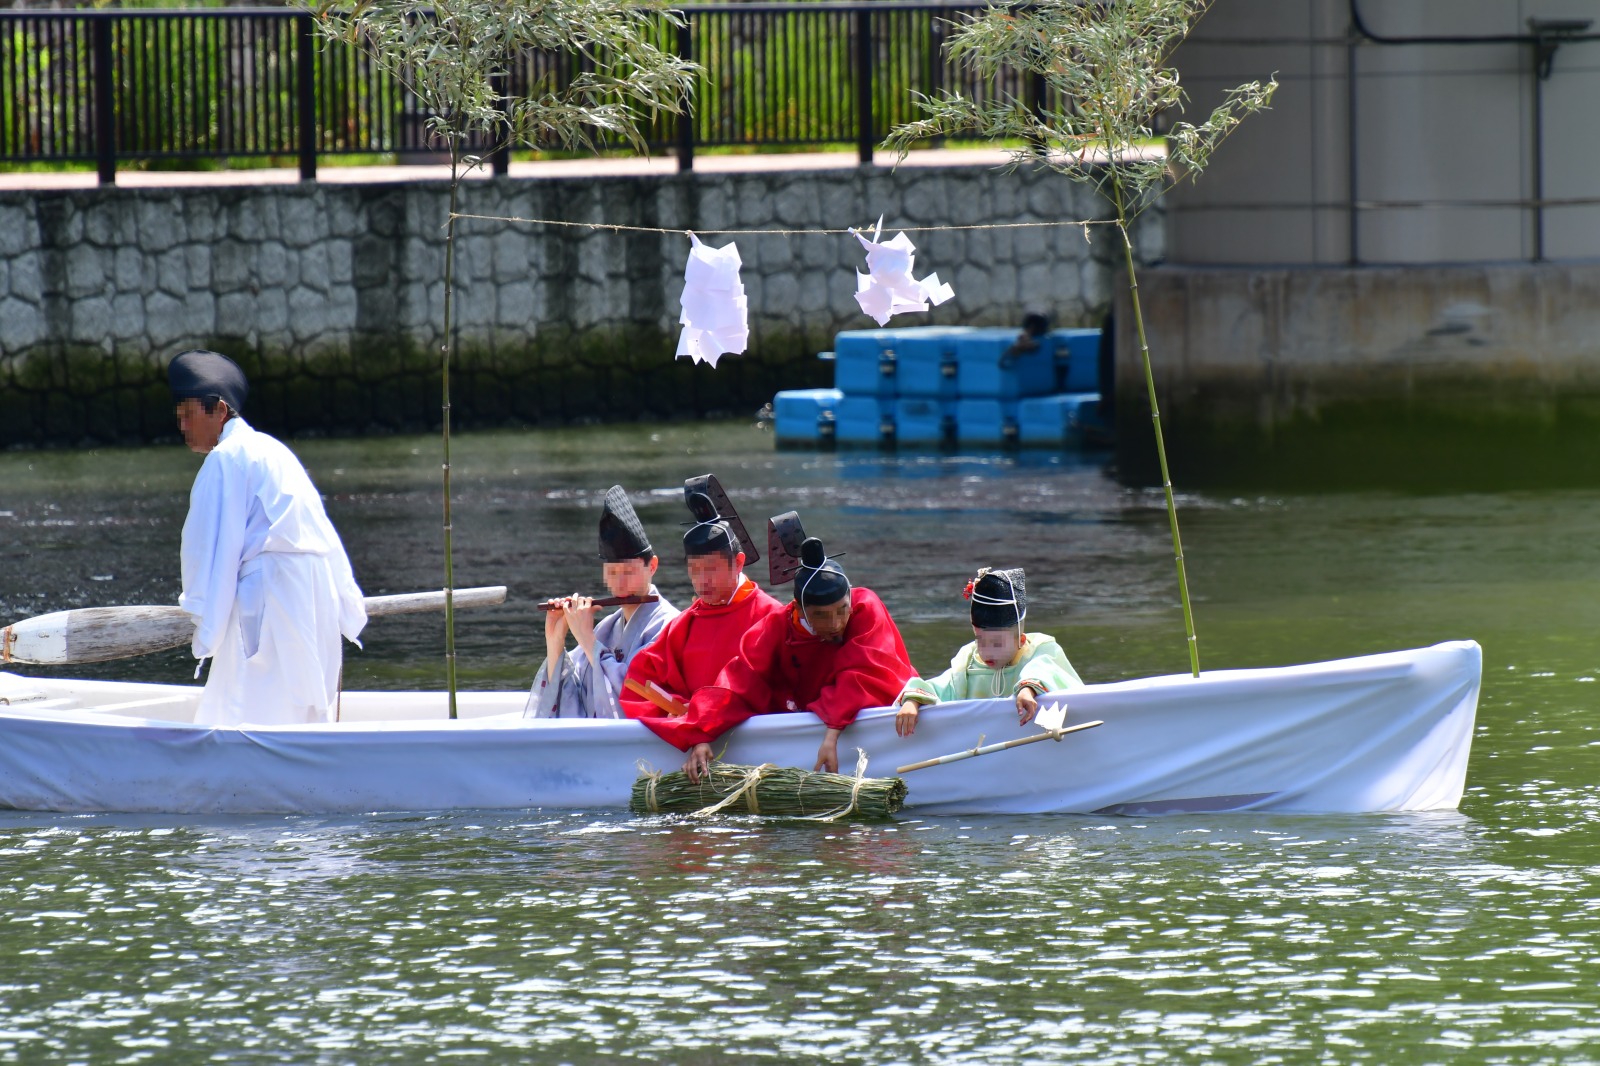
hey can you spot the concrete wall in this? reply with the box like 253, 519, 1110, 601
0, 165, 1151, 446
1114, 4, 1600, 486
1115, 262, 1600, 485
1167, 0, 1600, 265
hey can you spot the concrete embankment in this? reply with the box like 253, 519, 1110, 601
0, 163, 1151, 447
1115, 263, 1600, 488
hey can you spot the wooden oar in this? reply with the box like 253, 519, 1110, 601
896, 719, 1104, 774
1, 586, 508, 667
538, 595, 658, 612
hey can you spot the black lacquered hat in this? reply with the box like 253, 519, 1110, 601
682, 474, 760, 561
767, 510, 807, 585
794, 537, 850, 607
168, 349, 248, 415
597, 485, 653, 562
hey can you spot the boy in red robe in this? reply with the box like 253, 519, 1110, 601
621, 475, 782, 720
654, 516, 915, 781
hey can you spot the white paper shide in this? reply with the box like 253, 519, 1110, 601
676, 233, 749, 368
851, 216, 955, 326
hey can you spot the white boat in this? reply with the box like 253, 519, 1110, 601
0, 640, 1480, 817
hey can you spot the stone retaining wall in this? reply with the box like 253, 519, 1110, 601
0, 164, 1153, 446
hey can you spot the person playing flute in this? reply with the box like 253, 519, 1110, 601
526, 486, 679, 719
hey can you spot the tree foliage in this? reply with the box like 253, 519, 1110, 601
888, 0, 1276, 677
311, 0, 697, 163
306, 0, 697, 715
884, 0, 1275, 214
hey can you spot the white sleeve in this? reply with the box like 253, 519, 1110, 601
178, 454, 249, 659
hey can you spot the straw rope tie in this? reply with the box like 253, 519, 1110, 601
806, 748, 872, 823
695, 763, 774, 817
635, 759, 664, 815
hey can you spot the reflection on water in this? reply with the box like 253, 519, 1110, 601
3, 809, 1590, 1063
3, 421, 1600, 1060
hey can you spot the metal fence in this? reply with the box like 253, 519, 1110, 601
1, 3, 1036, 183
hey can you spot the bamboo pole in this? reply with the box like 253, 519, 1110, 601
441, 151, 461, 720
895, 719, 1104, 775
1115, 176, 1201, 678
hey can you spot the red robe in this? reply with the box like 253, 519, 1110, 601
621, 577, 783, 719
646, 587, 915, 751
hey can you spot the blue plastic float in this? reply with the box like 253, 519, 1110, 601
775, 324, 1107, 449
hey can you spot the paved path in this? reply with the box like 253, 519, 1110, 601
0, 148, 1023, 191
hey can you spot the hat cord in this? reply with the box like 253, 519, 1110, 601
798, 556, 850, 611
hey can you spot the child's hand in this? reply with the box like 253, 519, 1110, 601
895, 700, 920, 737
1016, 685, 1039, 726
544, 599, 570, 645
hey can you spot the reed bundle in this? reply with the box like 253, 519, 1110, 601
630, 754, 906, 821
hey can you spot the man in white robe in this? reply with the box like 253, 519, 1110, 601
170, 350, 367, 726
527, 485, 678, 718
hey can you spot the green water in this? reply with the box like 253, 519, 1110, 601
2, 422, 1598, 1062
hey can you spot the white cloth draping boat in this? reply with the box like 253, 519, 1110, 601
0, 641, 1480, 816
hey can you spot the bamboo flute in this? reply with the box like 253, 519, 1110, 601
538, 595, 658, 612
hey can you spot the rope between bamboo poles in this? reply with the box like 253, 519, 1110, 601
447, 212, 1112, 238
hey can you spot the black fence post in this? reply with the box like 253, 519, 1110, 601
1027, 69, 1047, 155
855, 7, 873, 165
297, 12, 317, 181
490, 69, 511, 176
92, 15, 116, 186
677, 16, 694, 173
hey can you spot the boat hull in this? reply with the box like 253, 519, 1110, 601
0, 641, 1481, 816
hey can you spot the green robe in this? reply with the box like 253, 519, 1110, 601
898, 633, 1083, 705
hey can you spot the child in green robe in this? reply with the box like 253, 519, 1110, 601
894, 567, 1083, 737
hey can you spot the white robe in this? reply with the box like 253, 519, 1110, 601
179, 417, 366, 726
525, 587, 678, 719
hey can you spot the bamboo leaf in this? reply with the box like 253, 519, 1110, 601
885, 0, 1276, 679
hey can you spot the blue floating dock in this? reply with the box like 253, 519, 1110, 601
955, 329, 1057, 399
955, 398, 1020, 446
835, 395, 893, 446
896, 326, 975, 400
776, 324, 1106, 452
1049, 328, 1103, 393
894, 397, 952, 445
774, 388, 842, 445
1018, 391, 1101, 447
834, 330, 903, 397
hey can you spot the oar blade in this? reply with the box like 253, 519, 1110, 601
3, 585, 512, 667
3, 606, 193, 666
